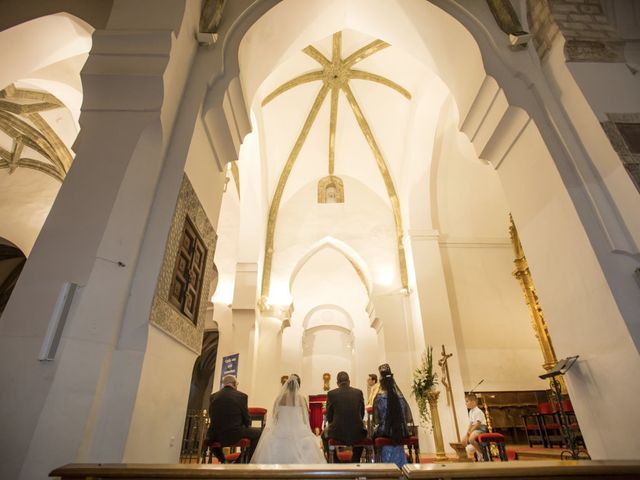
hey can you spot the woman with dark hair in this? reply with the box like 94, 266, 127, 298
373, 364, 414, 467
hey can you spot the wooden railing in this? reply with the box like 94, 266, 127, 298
50, 461, 640, 480
50, 463, 402, 479
403, 460, 640, 479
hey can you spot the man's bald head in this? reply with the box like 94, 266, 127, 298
223, 375, 238, 388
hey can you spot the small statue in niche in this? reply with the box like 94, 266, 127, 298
322, 372, 331, 391
326, 184, 337, 203
317, 175, 344, 203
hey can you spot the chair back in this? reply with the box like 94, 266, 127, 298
248, 407, 267, 430
562, 399, 574, 413
537, 402, 554, 414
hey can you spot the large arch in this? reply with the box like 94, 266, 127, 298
213, 0, 640, 459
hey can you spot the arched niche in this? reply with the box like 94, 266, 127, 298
301, 324, 355, 395
302, 304, 354, 331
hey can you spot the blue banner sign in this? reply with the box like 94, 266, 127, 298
219, 353, 239, 389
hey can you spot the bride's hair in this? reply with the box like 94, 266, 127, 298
287, 374, 301, 392
275, 373, 305, 409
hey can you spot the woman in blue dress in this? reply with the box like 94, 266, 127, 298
372, 363, 415, 467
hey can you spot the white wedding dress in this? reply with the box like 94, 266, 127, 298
251, 377, 326, 464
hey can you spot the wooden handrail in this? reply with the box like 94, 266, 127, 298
50, 460, 640, 480
50, 463, 401, 479
403, 460, 640, 479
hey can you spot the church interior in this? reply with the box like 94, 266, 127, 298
1, 1, 639, 479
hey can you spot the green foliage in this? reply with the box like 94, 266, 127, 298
411, 346, 438, 426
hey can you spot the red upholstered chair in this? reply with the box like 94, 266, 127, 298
477, 432, 508, 462
537, 402, 563, 447
328, 437, 373, 463
373, 436, 419, 463
248, 407, 267, 430
201, 438, 251, 464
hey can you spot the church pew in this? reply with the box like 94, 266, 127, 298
50, 463, 402, 479
403, 460, 640, 479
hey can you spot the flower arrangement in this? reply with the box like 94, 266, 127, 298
412, 345, 438, 426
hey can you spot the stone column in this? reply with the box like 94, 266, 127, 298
250, 304, 291, 410
408, 230, 468, 450
0, 3, 201, 478
370, 291, 424, 450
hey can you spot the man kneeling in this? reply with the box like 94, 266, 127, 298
322, 371, 367, 462
207, 375, 261, 463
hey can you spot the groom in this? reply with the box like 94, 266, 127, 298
322, 371, 367, 462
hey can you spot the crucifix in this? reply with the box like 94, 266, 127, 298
438, 344, 460, 442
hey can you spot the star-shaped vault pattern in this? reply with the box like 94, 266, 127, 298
260, 32, 412, 307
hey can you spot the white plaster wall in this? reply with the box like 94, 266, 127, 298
184, 114, 227, 230
274, 177, 399, 298
0, 13, 92, 90
497, 119, 640, 458
0, 169, 61, 255
441, 244, 547, 391
212, 308, 256, 396
435, 111, 546, 392
541, 39, 640, 246
302, 328, 354, 393
123, 326, 197, 462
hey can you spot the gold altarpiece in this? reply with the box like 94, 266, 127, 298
509, 215, 558, 372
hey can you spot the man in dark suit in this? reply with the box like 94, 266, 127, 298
207, 375, 261, 463
322, 371, 367, 462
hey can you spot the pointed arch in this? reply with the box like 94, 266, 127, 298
288, 236, 372, 298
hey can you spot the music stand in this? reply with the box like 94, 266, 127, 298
538, 356, 588, 460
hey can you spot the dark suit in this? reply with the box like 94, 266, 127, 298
322, 384, 367, 462
207, 386, 261, 463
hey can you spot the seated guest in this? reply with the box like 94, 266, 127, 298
461, 393, 487, 460
207, 375, 261, 463
322, 371, 367, 462
366, 373, 380, 408
373, 364, 414, 467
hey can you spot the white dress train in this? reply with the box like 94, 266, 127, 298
251, 389, 326, 464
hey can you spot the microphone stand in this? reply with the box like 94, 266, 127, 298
469, 379, 484, 395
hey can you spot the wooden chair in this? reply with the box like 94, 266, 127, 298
537, 402, 563, 447
521, 410, 546, 447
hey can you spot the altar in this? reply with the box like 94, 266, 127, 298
308, 394, 327, 432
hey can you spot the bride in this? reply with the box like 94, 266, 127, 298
251, 374, 327, 464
